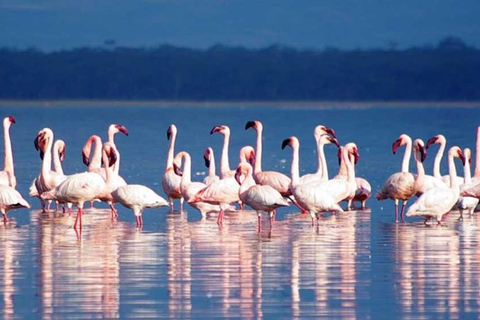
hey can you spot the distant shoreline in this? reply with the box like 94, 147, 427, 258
1, 100, 480, 108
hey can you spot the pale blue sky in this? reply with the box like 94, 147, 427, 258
1, 0, 479, 51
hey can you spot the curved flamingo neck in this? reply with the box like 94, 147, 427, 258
475, 127, 480, 178
3, 122, 13, 176
314, 136, 323, 175
207, 150, 216, 178
318, 142, 329, 180
414, 148, 425, 190
254, 128, 263, 174
290, 142, 300, 187
433, 140, 446, 178
41, 133, 53, 178
400, 138, 412, 173
182, 152, 192, 184
240, 167, 256, 195
448, 153, 459, 190
343, 149, 355, 183
53, 141, 64, 175
220, 132, 231, 178
166, 130, 176, 168
348, 153, 357, 178
90, 136, 102, 170
337, 150, 348, 177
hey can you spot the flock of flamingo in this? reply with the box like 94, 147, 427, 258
0, 115, 479, 232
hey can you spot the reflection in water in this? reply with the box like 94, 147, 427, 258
392, 215, 480, 317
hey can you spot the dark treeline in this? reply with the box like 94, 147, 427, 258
1, 37, 479, 101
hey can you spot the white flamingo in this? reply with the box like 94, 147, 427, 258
426, 134, 464, 186
458, 148, 479, 218
282, 136, 343, 226
376, 134, 416, 222
0, 185, 30, 223
174, 151, 232, 217
0, 117, 16, 188
162, 124, 183, 212
202, 147, 220, 186
235, 162, 289, 231
41, 142, 118, 231
334, 143, 372, 209
112, 185, 169, 227
210, 125, 235, 178
407, 146, 465, 225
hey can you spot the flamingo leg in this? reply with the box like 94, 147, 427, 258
288, 196, 307, 214
217, 209, 225, 225
74, 208, 83, 231
180, 198, 184, 211
62, 205, 66, 214
89, 200, 94, 208
169, 200, 174, 213
424, 217, 431, 226
269, 212, 274, 230
2, 213, 8, 223
400, 201, 407, 222
257, 214, 261, 232
55, 201, 59, 212
239, 201, 245, 210
394, 199, 399, 223
68, 207, 73, 215
46, 200, 52, 212
362, 201, 366, 210
109, 203, 118, 219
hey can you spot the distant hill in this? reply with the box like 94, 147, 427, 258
1, 37, 479, 101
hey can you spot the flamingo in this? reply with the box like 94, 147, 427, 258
235, 162, 289, 231
30, 139, 67, 211
174, 151, 232, 217
426, 134, 464, 186
33, 129, 68, 211
473, 126, 480, 184
282, 136, 343, 226
210, 125, 235, 178
162, 124, 183, 212
376, 134, 416, 222
407, 146, 465, 225
458, 148, 479, 218
334, 143, 372, 209
300, 125, 337, 184
0, 116, 16, 188
202, 147, 220, 186
41, 142, 117, 231
112, 185, 169, 227
0, 185, 30, 223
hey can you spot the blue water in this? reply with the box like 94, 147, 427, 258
0, 103, 479, 318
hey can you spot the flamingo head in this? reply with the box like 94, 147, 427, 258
3, 116, 15, 127
413, 139, 427, 163
392, 134, 411, 154
314, 125, 337, 140
116, 124, 129, 136
56, 140, 66, 162
109, 124, 129, 137
281, 136, 299, 150
234, 163, 252, 185
319, 134, 339, 148
167, 124, 177, 140
210, 125, 230, 135
203, 148, 213, 168
34, 128, 53, 159
346, 143, 360, 164
426, 134, 445, 149
82, 150, 90, 166
173, 162, 183, 177
239, 146, 255, 166
449, 146, 466, 165
245, 120, 262, 132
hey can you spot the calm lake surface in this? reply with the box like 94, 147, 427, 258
0, 103, 479, 318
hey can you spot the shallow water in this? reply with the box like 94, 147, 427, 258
0, 104, 479, 318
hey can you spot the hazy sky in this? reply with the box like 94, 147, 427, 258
1, 0, 479, 51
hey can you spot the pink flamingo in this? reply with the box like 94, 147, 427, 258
112, 185, 169, 227
210, 125, 235, 178
458, 148, 479, 218
235, 162, 289, 231
426, 134, 464, 187
41, 142, 118, 231
0, 185, 30, 223
162, 124, 183, 212
376, 134, 416, 222
408, 146, 465, 225
0, 117, 16, 188
282, 136, 343, 226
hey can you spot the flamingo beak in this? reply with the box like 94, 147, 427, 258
82, 151, 89, 166
392, 139, 402, 154
109, 149, 118, 167
167, 128, 172, 140
281, 138, 291, 150
337, 148, 342, 166
117, 125, 129, 136
173, 163, 183, 177
420, 146, 427, 163
59, 147, 66, 162
210, 126, 222, 134
8, 116, 15, 124
353, 148, 360, 164
248, 152, 256, 166
458, 150, 466, 165
34, 134, 41, 151
328, 136, 340, 148
203, 154, 211, 168
245, 121, 256, 130
426, 137, 437, 149
234, 168, 243, 185
39, 151, 44, 160
325, 127, 336, 139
